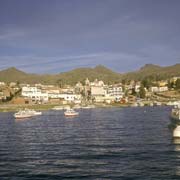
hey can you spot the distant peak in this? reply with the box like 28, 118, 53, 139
7, 67, 18, 71
94, 65, 111, 71
140, 64, 161, 71
2, 67, 26, 74
94, 65, 107, 69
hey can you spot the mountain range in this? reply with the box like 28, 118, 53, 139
0, 64, 179, 85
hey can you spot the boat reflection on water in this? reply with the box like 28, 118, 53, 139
15, 117, 31, 122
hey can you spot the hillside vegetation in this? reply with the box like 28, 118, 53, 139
0, 64, 179, 85
121, 64, 180, 81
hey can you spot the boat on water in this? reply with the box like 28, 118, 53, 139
131, 103, 138, 107
171, 104, 180, 123
52, 106, 64, 110
64, 109, 79, 117
169, 102, 180, 138
14, 109, 42, 119
154, 101, 162, 106
173, 125, 180, 138
81, 105, 96, 109
138, 102, 144, 107
167, 101, 180, 106
81, 106, 91, 109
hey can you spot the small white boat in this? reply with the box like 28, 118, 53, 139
81, 106, 91, 109
157, 102, 162, 106
154, 101, 162, 106
131, 103, 138, 107
29, 109, 42, 116
14, 109, 42, 119
14, 110, 32, 119
52, 106, 64, 110
171, 106, 180, 122
64, 109, 79, 117
173, 126, 180, 138
166, 101, 174, 106
138, 102, 144, 107
81, 105, 95, 109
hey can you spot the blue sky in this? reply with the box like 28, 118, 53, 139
0, 0, 180, 73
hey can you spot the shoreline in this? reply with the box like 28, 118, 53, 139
0, 102, 171, 112
0, 104, 56, 112
0, 103, 127, 112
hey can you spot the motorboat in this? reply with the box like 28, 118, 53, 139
81, 106, 91, 109
154, 101, 162, 106
131, 103, 138, 107
14, 110, 32, 119
171, 104, 180, 123
170, 102, 180, 138
52, 106, 64, 110
81, 105, 96, 109
138, 102, 144, 107
14, 109, 42, 119
173, 125, 180, 138
28, 109, 42, 116
64, 109, 79, 117
168, 101, 180, 106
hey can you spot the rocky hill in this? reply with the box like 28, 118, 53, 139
0, 64, 179, 85
121, 63, 180, 81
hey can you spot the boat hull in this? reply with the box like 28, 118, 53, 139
173, 126, 180, 138
14, 115, 32, 119
64, 113, 79, 117
14, 109, 42, 119
52, 106, 64, 110
32, 112, 42, 116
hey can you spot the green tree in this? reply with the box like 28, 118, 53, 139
141, 78, 152, 89
131, 88, 137, 96
168, 80, 174, 89
139, 85, 146, 99
121, 79, 126, 85
175, 79, 180, 90
57, 79, 64, 88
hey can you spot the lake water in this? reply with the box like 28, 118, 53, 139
0, 106, 179, 180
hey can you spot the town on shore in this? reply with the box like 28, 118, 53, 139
0, 76, 180, 112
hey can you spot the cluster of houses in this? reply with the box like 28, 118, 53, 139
19, 79, 124, 104
0, 76, 179, 105
18, 78, 175, 105
0, 82, 20, 101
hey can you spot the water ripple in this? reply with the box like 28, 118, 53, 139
0, 107, 178, 179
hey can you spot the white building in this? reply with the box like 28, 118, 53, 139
107, 86, 123, 96
90, 79, 104, 87
106, 86, 124, 102
135, 84, 141, 93
0, 82, 5, 86
159, 86, 168, 92
150, 86, 168, 92
21, 86, 48, 102
91, 86, 105, 96
22, 86, 81, 103
58, 94, 81, 102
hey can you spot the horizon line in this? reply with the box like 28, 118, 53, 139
0, 63, 180, 75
